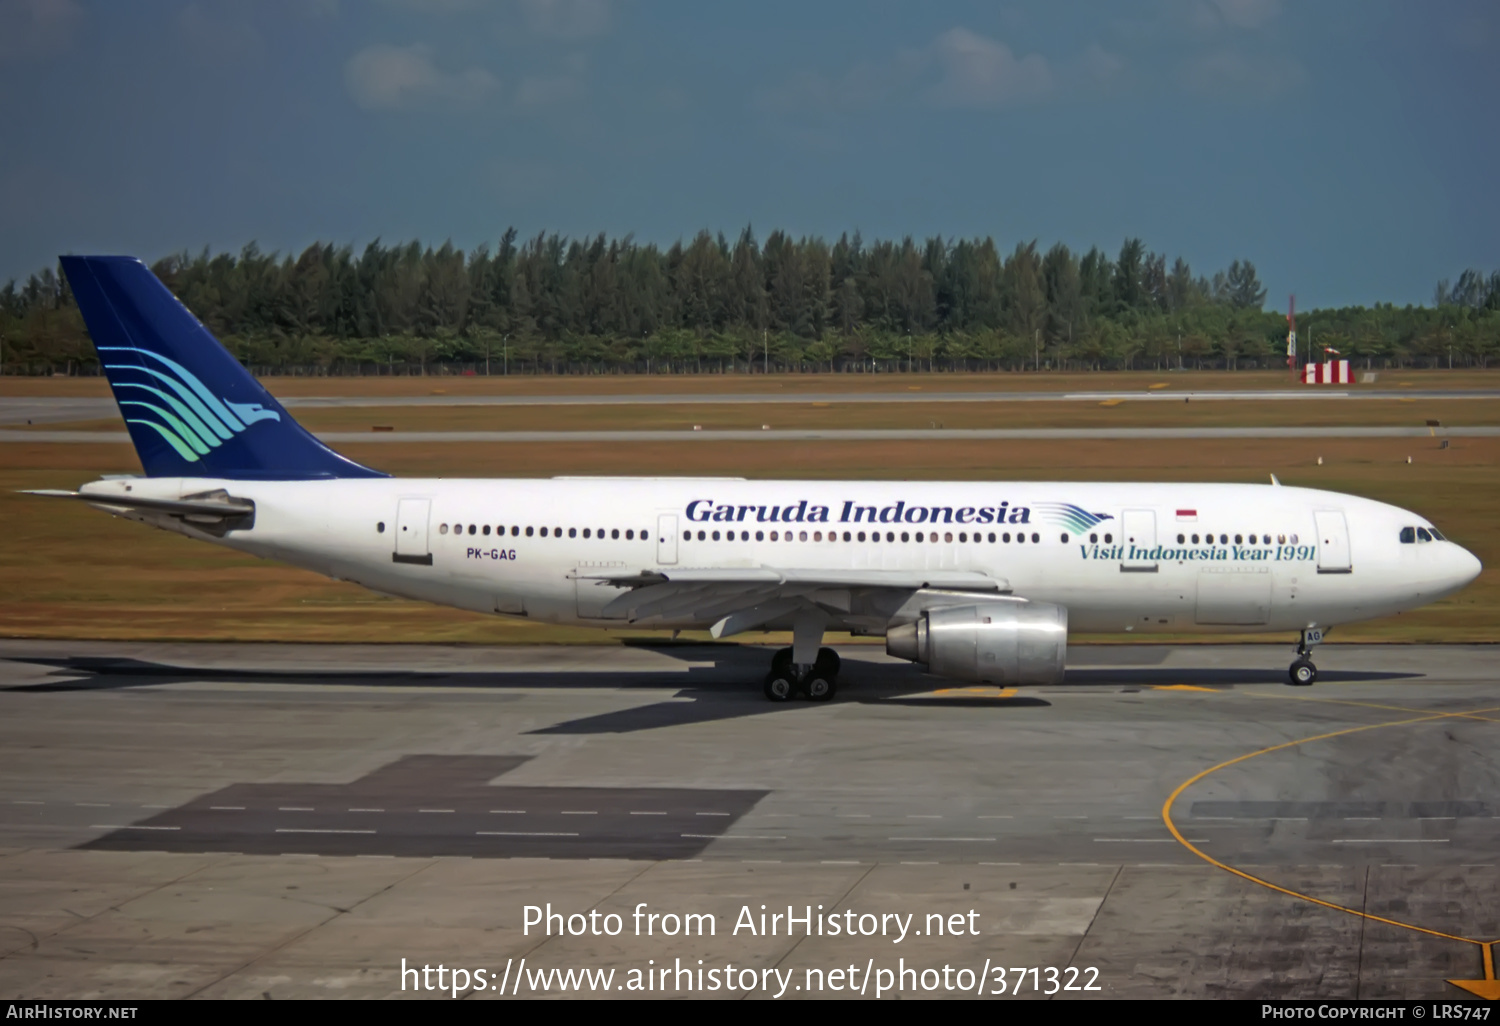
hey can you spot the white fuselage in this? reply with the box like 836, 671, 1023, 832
81, 476, 1481, 638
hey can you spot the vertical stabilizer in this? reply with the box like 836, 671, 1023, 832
60, 256, 384, 480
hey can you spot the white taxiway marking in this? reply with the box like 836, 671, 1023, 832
629, 811, 666, 815
891, 837, 997, 843
279, 807, 314, 812
1332, 838, 1449, 843
210, 806, 244, 810
276, 828, 376, 835
682, 834, 785, 840
419, 809, 455, 814
91, 825, 179, 831
477, 831, 579, 837
349, 808, 384, 812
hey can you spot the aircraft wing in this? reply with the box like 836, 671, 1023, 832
572, 566, 1009, 636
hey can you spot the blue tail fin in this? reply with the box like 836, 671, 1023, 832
60, 256, 384, 480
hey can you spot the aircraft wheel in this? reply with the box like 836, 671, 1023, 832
763, 671, 797, 702
1288, 658, 1317, 687
802, 676, 837, 702
770, 647, 794, 674
814, 647, 841, 678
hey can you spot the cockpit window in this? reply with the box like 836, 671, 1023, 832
1429, 527, 1445, 540
1399, 527, 1415, 544
1416, 527, 1433, 542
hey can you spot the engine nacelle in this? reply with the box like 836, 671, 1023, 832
885, 601, 1068, 685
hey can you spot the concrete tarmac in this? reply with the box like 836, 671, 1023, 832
0, 640, 1496, 999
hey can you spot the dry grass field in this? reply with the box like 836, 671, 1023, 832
5, 366, 1499, 398
1, 429, 1493, 647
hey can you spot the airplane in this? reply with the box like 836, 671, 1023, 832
27, 256, 1483, 700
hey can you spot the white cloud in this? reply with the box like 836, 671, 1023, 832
344, 42, 498, 110
0, 0, 82, 61
920, 27, 1053, 108
1184, 49, 1304, 98
757, 28, 1117, 115
519, 0, 610, 39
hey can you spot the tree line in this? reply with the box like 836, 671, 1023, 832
3, 230, 1498, 375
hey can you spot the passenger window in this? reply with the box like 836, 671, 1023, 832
1016, 533, 1025, 544
377, 522, 385, 533
611, 528, 619, 539
944, 532, 953, 543
756, 530, 765, 541
842, 531, 851, 542
568, 528, 577, 538
539, 527, 547, 537
1104, 533, 1112, 544
625, 529, 634, 540
1031, 533, 1039, 543
711, 530, 720, 541
857, 531, 866, 542
770, 531, 779, 541
439, 524, 449, 535
696, 530, 705, 541
1416, 527, 1433, 542
915, 532, 925, 542
1089, 533, 1097, 544
958, 532, 967, 543
1061, 533, 1069, 544
813, 531, 822, 541
482, 525, 490, 536
682, 531, 690, 542
525, 526, 534, 537
1234, 534, 1242, 544
797, 531, 805, 541
1277, 534, 1285, 544
471, 525, 479, 535
1002, 533, 1011, 543
1192, 534, 1199, 543
887, 531, 896, 542
1176, 533, 1184, 544
1290, 534, 1298, 544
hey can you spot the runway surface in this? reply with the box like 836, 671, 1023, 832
6, 425, 1498, 445
1, 640, 1496, 998
3, 388, 1498, 425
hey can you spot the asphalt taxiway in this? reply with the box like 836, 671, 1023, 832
0, 641, 1496, 999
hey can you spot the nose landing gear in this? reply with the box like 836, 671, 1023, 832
1287, 628, 1324, 687
762, 646, 842, 702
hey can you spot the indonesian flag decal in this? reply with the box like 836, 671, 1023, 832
1176, 509, 1198, 521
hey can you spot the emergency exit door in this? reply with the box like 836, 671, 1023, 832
656, 513, 678, 565
393, 498, 433, 565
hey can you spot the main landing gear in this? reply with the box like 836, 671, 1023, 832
1287, 627, 1324, 687
763, 646, 842, 703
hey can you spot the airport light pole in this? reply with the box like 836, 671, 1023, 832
502, 334, 508, 376
1034, 329, 1040, 373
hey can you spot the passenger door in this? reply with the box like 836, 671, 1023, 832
393, 498, 433, 565
1314, 510, 1352, 574
1120, 509, 1158, 573
656, 513, 679, 565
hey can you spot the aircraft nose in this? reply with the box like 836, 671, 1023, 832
1453, 544, 1483, 588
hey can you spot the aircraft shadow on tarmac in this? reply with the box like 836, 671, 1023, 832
77, 754, 770, 861
5, 650, 1419, 737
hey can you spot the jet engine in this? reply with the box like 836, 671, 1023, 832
885, 601, 1068, 685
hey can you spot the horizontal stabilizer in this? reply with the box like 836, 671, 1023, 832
24, 489, 254, 518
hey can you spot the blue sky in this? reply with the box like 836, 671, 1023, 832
1, 0, 1496, 308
